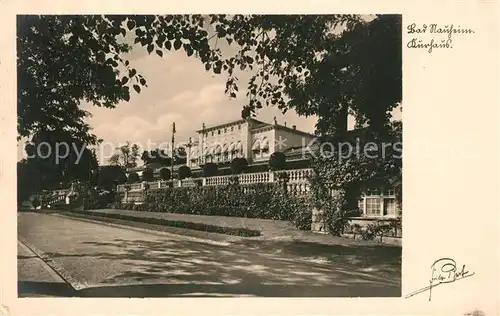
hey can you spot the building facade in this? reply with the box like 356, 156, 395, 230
185, 118, 316, 170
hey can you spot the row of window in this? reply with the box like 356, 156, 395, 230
252, 147, 269, 154
358, 197, 398, 217
193, 152, 244, 164
203, 124, 242, 137
363, 188, 396, 196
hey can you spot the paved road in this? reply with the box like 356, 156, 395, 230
18, 212, 401, 297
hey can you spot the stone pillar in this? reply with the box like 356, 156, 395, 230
380, 196, 385, 217
269, 171, 274, 183
241, 119, 252, 162
311, 207, 327, 234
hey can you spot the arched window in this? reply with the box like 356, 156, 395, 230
252, 139, 261, 153
261, 137, 270, 154
222, 143, 229, 161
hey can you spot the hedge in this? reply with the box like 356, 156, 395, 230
114, 182, 312, 230
68, 210, 261, 237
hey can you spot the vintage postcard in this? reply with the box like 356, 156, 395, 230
0, 1, 498, 315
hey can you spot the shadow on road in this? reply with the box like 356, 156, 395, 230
76, 281, 399, 297
37, 236, 400, 297
18, 211, 402, 297
18, 281, 76, 297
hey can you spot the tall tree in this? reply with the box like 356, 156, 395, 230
108, 141, 140, 168
17, 159, 42, 205
17, 14, 397, 144
21, 130, 99, 190
141, 148, 171, 166
173, 147, 187, 165
18, 15, 402, 234
97, 165, 127, 190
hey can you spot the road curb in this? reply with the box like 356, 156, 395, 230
51, 213, 232, 247
17, 237, 88, 291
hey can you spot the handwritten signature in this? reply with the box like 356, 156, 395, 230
405, 258, 475, 301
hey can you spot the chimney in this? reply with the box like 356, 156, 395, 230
292, 125, 296, 130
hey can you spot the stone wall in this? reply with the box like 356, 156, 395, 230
311, 208, 327, 234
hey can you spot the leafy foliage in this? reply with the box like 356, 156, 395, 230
19, 14, 402, 235
109, 141, 140, 168
17, 159, 42, 205
230, 157, 248, 174
17, 14, 399, 144
350, 223, 363, 239
359, 220, 396, 242
141, 167, 154, 181
140, 147, 187, 166
30, 195, 41, 208
309, 122, 402, 235
174, 147, 188, 165
141, 149, 171, 166
268, 151, 286, 171
127, 172, 140, 183
17, 15, 142, 143
178, 165, 192, 180
86, 187, 116, 209
142, 183, 312, 230
159, 167, 171, 180
21, 130, 99, 191
97, 165, 127, 190
202, 162, 218, 177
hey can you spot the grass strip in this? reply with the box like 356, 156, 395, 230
67, 210, 261, 237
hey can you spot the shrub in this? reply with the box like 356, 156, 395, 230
144, 183, 312, 230
142, 168, 154, 182
30, 195, 40, 208
110, 201, 122, 209
87, 188, 116, 209
389, 219, 402, 237
361, 223, 378, 240
178, 165, 192, 180
269, 151, 286, 171
202, 163, 218, 177
159, 167, 171, 180
230, 158, 248, 174
361, 220, 395, 242
128, 172, 140, 183
376, 223, 393, 242
350, 223, 363, 239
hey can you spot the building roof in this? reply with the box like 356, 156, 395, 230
195, 118, 268, 133
251, 123, 316, 138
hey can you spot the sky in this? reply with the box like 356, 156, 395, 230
17, 18, 401, 164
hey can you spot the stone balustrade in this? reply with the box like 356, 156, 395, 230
129, 183, 142, 191
238, 171, 271, 184
180, 179, 196, 187
117, 168, 314, 192
205, 175, 231, 186
285, 168, 314, 183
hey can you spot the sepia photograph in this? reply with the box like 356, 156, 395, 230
15, 14, 403, 298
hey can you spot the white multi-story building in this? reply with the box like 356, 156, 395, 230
184, 118, 316, 170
